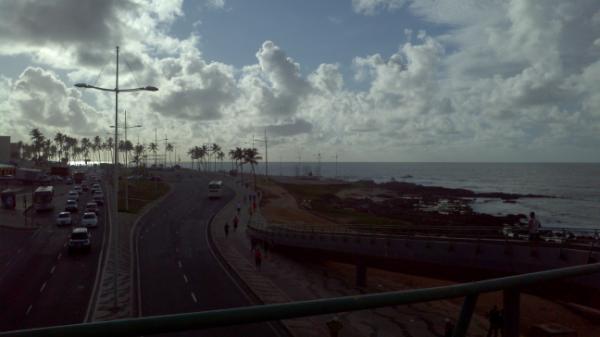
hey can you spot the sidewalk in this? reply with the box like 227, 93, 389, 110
210, 177, 326, 337
211, 177, 491, 337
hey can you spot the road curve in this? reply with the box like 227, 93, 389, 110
137, 175, 278, 337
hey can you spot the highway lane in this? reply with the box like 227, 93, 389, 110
0, 182, 108, 332
138, 175, 279, 337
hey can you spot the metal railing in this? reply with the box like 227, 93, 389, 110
1, 263, 599, 337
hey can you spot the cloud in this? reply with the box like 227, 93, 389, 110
267, 119, 313, 136
352, 0, 408, 15
4, 67, 102, 138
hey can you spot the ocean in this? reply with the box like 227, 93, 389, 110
204, 162, 600, 231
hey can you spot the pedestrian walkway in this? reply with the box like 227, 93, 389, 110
211, 177, 491, 337
210, 177, 326, 337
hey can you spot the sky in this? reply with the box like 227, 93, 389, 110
0, 0, 599, 162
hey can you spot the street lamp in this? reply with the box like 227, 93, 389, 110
75, 46, 157, 310
111, 109, 142, 211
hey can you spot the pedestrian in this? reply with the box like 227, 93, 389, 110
528, 212, 541, 241
254, 248, 262, 269
444, 318, 454, 337
233, 215, 239, 231
224, 222, 229, 237
486, 305, 502, 337
252, 200, 256, 211
236, 202, 241, 214
248, 205, 253, 217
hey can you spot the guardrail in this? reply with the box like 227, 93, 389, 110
1, 263, 599, 337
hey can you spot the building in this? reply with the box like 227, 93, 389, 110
0, 136, 10, 164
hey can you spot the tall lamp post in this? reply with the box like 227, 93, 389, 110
75, 46, 157, 309
110, 109, 142, 211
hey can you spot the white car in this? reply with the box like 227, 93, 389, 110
68, 227, 91, 254
81, 212, 98, 228
56, 211, 72, 226
65, 199, 78, 212
68, 190, 79, 201
74, 185, 82, 193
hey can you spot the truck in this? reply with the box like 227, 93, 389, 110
73, 172, 85, 184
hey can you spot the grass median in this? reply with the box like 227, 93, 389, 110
117, 180, 170, 213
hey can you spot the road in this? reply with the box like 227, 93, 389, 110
0, 182, 108, 332
137, 175, 279, 337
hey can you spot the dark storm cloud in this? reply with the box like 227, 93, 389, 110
0, 0, 133, 43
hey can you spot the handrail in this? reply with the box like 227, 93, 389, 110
2, 263, 599, 337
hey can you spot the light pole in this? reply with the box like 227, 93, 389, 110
110, 109, 142, 211
75, 46, 157, 309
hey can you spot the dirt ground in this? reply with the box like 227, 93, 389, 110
256, 176, 600, 336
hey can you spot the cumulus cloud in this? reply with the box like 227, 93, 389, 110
3, 67, 102, 138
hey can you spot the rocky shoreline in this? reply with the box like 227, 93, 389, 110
276, 179, 552, 229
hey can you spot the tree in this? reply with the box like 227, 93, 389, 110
243, 147, 261, 189
105, 137, 114, 164
54, 132, 65, 162
93, 136, 103, 164
217, 151, 225, 171
166, 143, 174, 167
211, 143, 221, 172
29, 128, 45, 163
149, 142, 158, 166
81, 137, 92, 165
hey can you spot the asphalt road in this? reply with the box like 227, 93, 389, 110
137, 175, 279, 337
0, 181, 108, 332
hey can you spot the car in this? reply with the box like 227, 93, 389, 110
85, 201, 99, 214
92, 183, 100, 190
74, 185, 82, 193
150, 176, 162, 181
67, 227, 91, 254
56, 211, 72, 226
82, 184, 89, 192
68, 190, 79, 201
66, 178, 73, 185
93, 194, 104, 205
65, 199, 78, 212
93, 189, 104, 198
81, 212, 98, 228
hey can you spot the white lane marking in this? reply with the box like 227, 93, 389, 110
190, 292, 197, 303
50, 265, 56, 274
177, 260, 182, 269
25, 305, 33, 316
57, 253, 62, 260
39, 281, 47, 293
183, 274, 189, 283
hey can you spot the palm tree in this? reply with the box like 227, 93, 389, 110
103, 138, 112, 164
211, 143, 221, 172
29, 128, 44, 163
54, 132, 65, 162
187, 147, 196, 169
243, 147, 261, 188
149, 142, 158, 166
93, 136, 102, 164
217, 151, 225, 171
81, 137, 92, 165
231, 147, 244, 181
166, 143, 174, 167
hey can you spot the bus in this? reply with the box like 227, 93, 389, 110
34, 186, 54, 212
208, 180, 223, 199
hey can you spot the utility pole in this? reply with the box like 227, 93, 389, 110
113, 45, 120, 309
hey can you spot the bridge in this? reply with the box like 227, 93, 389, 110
247, 220, 600, 309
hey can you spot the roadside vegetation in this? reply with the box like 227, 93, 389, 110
117, 179, 169, 213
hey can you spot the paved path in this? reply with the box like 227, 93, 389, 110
213, 177, 492, 337
136, 173, 279, 336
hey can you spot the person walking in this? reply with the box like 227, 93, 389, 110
254, 248, 262, 269
528, 212, 541, 241
233, 215, 239, 231
224, 222, 229, 237
486, 305, 502, 337
236, 202, 241, 214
